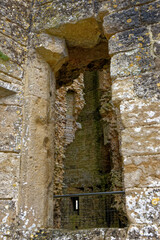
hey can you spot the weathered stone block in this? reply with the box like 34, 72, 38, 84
20, 95, 52, 224
111, 47, 155, 79
0, 79, 23, 106
98, 0, 131, 15
121, 126, 160, 156
153, 42, 160, 56
0, 33, 25, 64
0, 105, 22, 152
35, 33, 68, 72
25, 51, 53, 99
127, 224, 159, 240
151, 22, 160, 40
112, 77, 135, 103
0, 92, 23, 106
103, 1, 160, 37
124, 155, 160, 188
0, 59, 23, 80
0, 72, 23, 86
33, 1, 99, 48
35, 0, 51, 4
51, 228, 127, 240
134, 72, 160, 99
0, 0, 30, 29
0, 15, 28, 46
0, 80, 19, 98
103, 7, 140, 37
140, 1, 160, 25
0, 200, 16, 237
46, 17, 101, 48
126, 188, 160, 224
0, 153, 20, 198
109, 27, 150, 55
120, 100, 160, 127
98, 0, 155, 15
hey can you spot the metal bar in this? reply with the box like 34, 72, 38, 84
53, 191, 125, 198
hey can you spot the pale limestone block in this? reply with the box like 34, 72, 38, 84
23, 95, 49, 158
0, 105, 22, 152
112, 77, 135, 103
126, 188, 160, 225
0, 153, 20, 198
25, 51, 53, 99
121, 126, 160, 156
20, 95, 54, 228
124, 169, 142, 188
120, 100, 160, 127
124, 155, 160, 188
35, 33, 68, 72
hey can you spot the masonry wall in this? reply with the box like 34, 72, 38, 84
0, 0, 31, 238
0, 0, 159, 239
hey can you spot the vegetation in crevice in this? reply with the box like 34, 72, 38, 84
0, 51, 10, 61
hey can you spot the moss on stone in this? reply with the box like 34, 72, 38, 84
0, 51, 10, 61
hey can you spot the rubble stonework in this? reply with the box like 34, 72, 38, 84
54, 74, 85, 228
0, 0, 160, 239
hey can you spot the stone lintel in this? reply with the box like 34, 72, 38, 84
34, 33, 68, 72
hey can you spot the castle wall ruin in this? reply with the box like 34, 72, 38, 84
0, 0, 160, 239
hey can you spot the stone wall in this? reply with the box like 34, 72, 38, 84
0, 0, 159, 239
0, 0, 31, 238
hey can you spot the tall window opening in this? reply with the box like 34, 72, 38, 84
53, 43, 128, 229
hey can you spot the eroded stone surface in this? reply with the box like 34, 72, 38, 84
103, 1, 160, 37
0, 200, 16, 238
0, 105, 22, 152
121, 125, 160, 156
0, 59, 24, 80
52, 228, 127, 240
124, 155, 160, 188
35, 33, 68, 72
103, 7, 141, 37
25, 51, 52, 99
33, 1, 102, 48
127, 224, 159, 240
126, 188, 160, 224
0, 33, 26, 65
109, 27, 150, 55
151, 22, 160, 40
112, 77, 135, 103
120, 99, 160, 127
0, 80, 21, 99
0, 153, 20, 198
133, 72, 160, 99
111, 47, 155, 79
